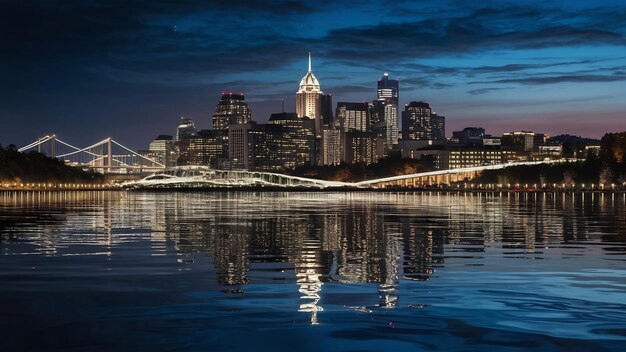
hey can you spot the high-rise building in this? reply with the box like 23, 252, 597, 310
228, 114, 316, 172
336, 102, 370, 132
401, 101, 445, 141
176, 117, 196, 141
148, 135, 176, 167
376, 73, 399, 147
431, 113, 445, 141
321, 127, 341, 166
268, 112, 316, 168
296, 53, 323, 135
212, 93, 251, 131
178, 129, 229, 168
228, 123, 254, 170
502, 131, 530, 152
402, 101, 431, 140
343, 130, 385, 165
320, 93, 333, 126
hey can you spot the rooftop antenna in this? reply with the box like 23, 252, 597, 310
308, 52, 312, 72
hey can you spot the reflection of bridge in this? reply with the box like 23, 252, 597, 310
19, 135, 165, 172
125, 160, 565, 189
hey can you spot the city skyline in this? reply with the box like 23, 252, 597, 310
3, 0, 626, 149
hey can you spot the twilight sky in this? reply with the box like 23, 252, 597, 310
2, 0, 626, 149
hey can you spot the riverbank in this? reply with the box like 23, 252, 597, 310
0, 183, 116, 191
1, 185, 624, 194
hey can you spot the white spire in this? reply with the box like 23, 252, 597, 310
298, 52, 321, 93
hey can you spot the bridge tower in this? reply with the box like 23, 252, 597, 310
107, 137, 113, 171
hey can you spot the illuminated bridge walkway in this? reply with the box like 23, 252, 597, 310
126, 161, 564, 189
19, 134, 165, 172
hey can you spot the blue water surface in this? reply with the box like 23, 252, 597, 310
0, 191, 625, 351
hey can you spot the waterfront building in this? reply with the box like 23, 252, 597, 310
448, 149, 502, 169
178, 129, 228, 168
502, 131, 542, 152
321, 126, 341, 166
228, 123, 254, 170
343, 130, 385, 165
176, 117, 196, 141
212, 93, 252, 131
228, 114, 315, 171
148, 135, 176, 167
268, 112, 316, 168
296, 53, 323, 135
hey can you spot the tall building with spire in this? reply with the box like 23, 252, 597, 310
296, 53, 323, 136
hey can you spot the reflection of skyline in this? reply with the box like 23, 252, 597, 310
1, 191, 625, 323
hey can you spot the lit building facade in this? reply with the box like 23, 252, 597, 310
212, 93, 252, 131
148, 135, 176, 167
228, 123, 254, 170
228, 114, 315, 172
178, 129, 229, 168
402, 101, 431, 140
336, 102, 370, 132
343, 130, 385, 165
401, 101, 446, 142
176, 117, 196, 141
296, 53, 323, 135
501, 131, 545, 152
376, 73, 399, 147
268, 112, 316, 168
321, 127, 341, 166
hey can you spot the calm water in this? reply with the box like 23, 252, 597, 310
0, 191, 625, 351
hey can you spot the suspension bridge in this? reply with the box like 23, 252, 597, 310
18, 135, 165, 173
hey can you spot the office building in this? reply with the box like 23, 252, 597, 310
321, 127, 341, 166
148, 135, 176, 167
402, 101, 429, 140
212, 93, 251, 131
268, 112, 316, 168
343, 130, 385, 165
320, 93, 334, 126
178, 129, 228, 168
401, 101, 446, 142
376, 73, 399, 147
176, 117, 196, 141
336, 102, 369, 132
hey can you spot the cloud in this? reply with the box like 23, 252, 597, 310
485, 74, 626, 85
467, 87, 510, 95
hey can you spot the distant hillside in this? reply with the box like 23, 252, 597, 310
547, 134, 600, 146
0, 145, 104, 183
291, 154, 432, 182
476, 132, 626, 185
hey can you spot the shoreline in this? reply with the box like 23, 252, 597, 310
0, 186, 624, 194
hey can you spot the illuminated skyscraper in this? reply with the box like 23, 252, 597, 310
212, 93, 251, 130
401, 101, 444, 141
336, 102, 369, 132
296, 53, 323, 135
176, 116, 196, 141
376, 73, 399, 147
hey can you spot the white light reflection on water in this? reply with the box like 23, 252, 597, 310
0, 191, 625, 351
